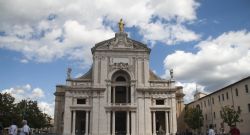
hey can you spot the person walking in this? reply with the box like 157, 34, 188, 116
8, 121, 18, 135
229, 125, 240, 135
0, 122, 3, 135
19, 120, 30, 135
208, 124, 215, 135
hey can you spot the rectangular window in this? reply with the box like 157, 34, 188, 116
245, 85, 249, 93
156, 99, 165, 105
212, 97, 214, 104
204, 101, 206, 107
218, 95, 220, 101
238, 106, 241, 112
77, 99, 86, 104
214, 112, 216, 118
222, 94, 224, 101
235, 88, 238, 96
208, 99, 210, 106
226, 92, 229, 100
248, 104, 250, 112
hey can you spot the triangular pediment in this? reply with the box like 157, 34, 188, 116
91, 32, 150, 53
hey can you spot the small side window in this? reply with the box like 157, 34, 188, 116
77, 99, 86, 104
245, 85, 249, 93
235, 88, 239, 96
248, 104, 250, 112
156, 99, 165, 105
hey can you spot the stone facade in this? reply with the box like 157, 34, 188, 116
187, 76, 250, 135
54, 31, 184, 135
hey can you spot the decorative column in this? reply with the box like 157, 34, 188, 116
165, 111, 169, 135
113, 87, 116, 104
72, 110, 76, 135
85, 111, 89, 135
126, 111, 130, 135
112, 111, 116, 135
171, 95, 177, 134
152, 111, 156, 135
107, 81, 111, 105
107, 111, 111, 135
131, 111, 136, 135
126, 87, 129, 104
63, 94, 72, 135
131, 81, 136, 104
169, 110, 172, 134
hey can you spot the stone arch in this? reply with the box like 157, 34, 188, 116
108, 69, 134, 81
111, 70, 131, 83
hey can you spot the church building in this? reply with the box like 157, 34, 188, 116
54, 19, 185, 135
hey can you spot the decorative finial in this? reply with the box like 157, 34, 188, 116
170, 69, 174, 79
118, 18, 125, 32
67, 67, 72, 79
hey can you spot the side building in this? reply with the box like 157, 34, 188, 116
187, 76, 250, 135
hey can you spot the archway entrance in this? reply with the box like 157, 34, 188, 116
110, 70, 131, 135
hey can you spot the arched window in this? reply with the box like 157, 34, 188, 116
116, 76, 126, 82
111, 70, 131, 104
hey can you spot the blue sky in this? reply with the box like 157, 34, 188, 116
1, 0, 250, 116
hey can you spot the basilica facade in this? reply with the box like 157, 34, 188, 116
54, 24, 184, 135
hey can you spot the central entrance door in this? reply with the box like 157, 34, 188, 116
115, 111, 127, 135
156, 111, 166, 135
75, 111, 86, 135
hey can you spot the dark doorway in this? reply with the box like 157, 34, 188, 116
156, 111, 166, 135
75, 111, 86, 135
115, 111, 127, 135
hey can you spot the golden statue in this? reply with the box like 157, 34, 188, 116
118, 18, 125, 32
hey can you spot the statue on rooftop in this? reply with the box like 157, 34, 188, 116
118, 18, 125, 32
67, 67, 72, 79
170, 69, 174, 79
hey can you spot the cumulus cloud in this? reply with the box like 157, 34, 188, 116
32, 88, 45, 98
140, 21, 200, 45
0, 0, 200, 65
164, 30, 250, 100
1, 84, 54, 117
176, 82, 205, 103
38, 101, 55, 117
1, 84, 45, 101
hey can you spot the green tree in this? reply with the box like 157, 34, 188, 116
16, 100, 51, 128
0, 93, 52, 129
220, 105, 242, 127
0, 93, 19, 127
184, 106, 204, 134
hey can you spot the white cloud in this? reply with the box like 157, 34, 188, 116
1, 84, 54, 117
1, 84, 32, 101
164, 30, 250, 94
32, 88, 45, 98
149, 0, 199, 21
20, 59, 29, 63
0, 0, 200, 65
38, 101, 55, 117
140, 21, 200, 45
176, 82, 205, 103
